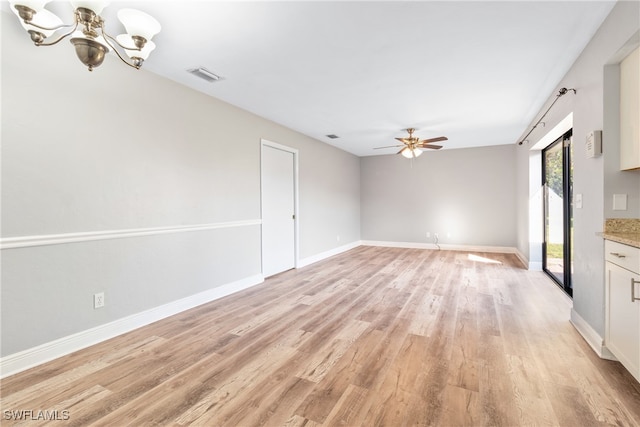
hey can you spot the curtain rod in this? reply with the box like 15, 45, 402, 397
517, 87, 576, 145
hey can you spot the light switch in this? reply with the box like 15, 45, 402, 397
574, 193, 583, 209
613, 194, 628, 211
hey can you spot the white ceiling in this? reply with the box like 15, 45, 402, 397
5, 1, 617, 156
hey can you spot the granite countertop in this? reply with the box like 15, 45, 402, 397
599, 218, 640, 248
599, 231, 640, 248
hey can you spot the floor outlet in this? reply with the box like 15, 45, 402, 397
94, 292, 105, 309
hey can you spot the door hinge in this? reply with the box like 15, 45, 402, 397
292, 214, 296, 220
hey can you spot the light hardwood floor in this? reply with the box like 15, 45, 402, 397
2, 246, 640, 426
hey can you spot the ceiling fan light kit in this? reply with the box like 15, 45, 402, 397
9, 1, 161, 71
374, 127, 448, 158
401, 146, 422, 158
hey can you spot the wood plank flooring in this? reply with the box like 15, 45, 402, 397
2, 246, 640, 426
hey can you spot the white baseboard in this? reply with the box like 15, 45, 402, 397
503, 248, 542, 271
514, 249, 528, 269
361, 240, 518, 254
298, 240, 524, 268
0, 274, 264, 379
298, 241, 362, 268
570, 308, 617, 361
512, 249, 541, 271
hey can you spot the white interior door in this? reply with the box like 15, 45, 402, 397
261, 143, 296, 277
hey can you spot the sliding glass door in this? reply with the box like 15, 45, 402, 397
543, 130, 573, 296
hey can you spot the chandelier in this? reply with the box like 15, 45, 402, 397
9, 1, 161, 71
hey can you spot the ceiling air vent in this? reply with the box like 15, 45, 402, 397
326, 134, 340, 139
187, 67, 221, 83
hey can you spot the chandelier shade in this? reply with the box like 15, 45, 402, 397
9, 1, 161, 71
10, 0, 47, 12
117, 9, 161, 41
12, 7, 62, 38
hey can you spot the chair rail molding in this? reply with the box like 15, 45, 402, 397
0, 220, 262, 250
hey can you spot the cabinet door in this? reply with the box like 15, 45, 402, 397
606, 262, 640, 381
620, 46, 639, 170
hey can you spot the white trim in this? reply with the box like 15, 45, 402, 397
528, 261, 543, 271
526, 112, 574, 277
514, 249, 530, 269
513, 249, 542, 271
361, 240, 519, 254
0, 220, 262, 250
530, 112, 573, 151
570, 308, 617, 361
298, 241, 362, 268
260, 139, 300, 275
0, 274, 264, 379
260, 139, 298, 154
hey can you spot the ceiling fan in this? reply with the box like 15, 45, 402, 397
374, 128, 448, 158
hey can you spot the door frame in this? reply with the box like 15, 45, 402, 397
260, 139, 299, 275
542, 129, 573, 296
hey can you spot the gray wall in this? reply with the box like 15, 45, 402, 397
604, 60, 640, 219
361, 145, 517, 247
1, 11, 360, 356
515, 1, 640, 338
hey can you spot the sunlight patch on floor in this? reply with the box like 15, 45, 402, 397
468, 254, 502, 264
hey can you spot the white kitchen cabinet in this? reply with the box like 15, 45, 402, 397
605, 240, 640, 382
620, 46, 639, 170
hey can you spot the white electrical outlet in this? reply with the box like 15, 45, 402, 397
94, 292, 105, 309
426, 231, 431, 238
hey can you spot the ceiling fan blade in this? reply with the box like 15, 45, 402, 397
396, 148, 406, 155
419, 136, 448, 144
418, 144, 443, 150
395, 137, 410, 143
374, 145, 404, 149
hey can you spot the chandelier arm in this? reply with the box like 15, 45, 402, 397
102, 32, 141, 52
35, 21, 79, 46
100, 27, 141, 69
23, 19, 76, 32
